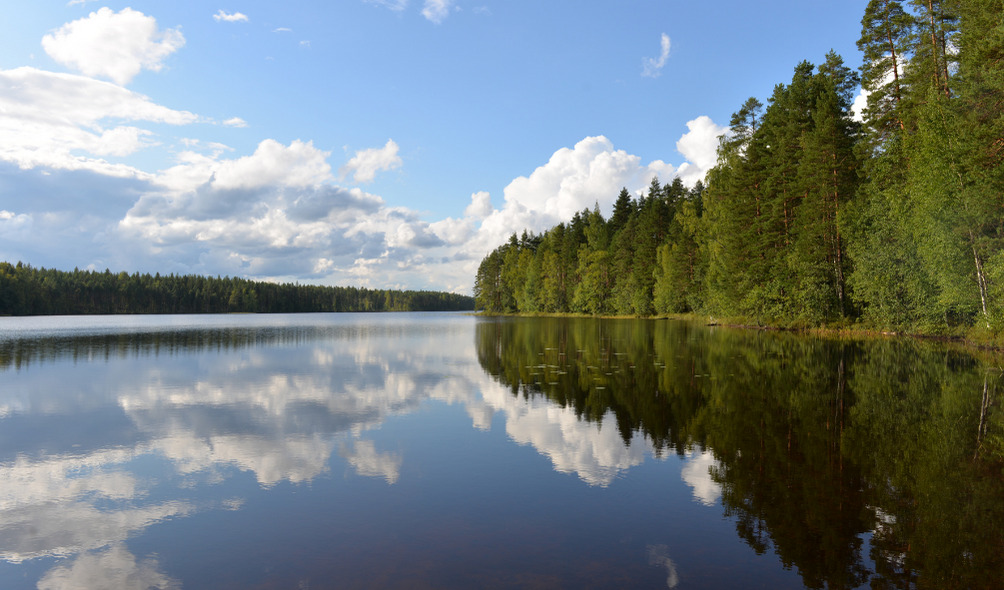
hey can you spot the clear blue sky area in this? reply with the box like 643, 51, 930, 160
0, 0, 867, 293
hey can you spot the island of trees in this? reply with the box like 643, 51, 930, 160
474, 0, 1003, 338
0, 262, 474, 315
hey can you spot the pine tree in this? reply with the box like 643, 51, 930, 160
631, 180, 672, 315
789, 77, 859, 324
572, 205, 612, 314
857, 0, 913, 141
704, 97, 766, 318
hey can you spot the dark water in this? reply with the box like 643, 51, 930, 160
0, 313, 1001, 589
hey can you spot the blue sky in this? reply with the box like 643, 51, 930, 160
0, 0, 867, 293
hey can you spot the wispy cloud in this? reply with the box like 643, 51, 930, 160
222, 117, 247, 128
642, 33, 671, 78
42, 8, 185, 86
272, 27, 292, 33
0, 67, 197, 174
213, 10, 249, 23
422, 0, 454, 24
365, 0, 409, 12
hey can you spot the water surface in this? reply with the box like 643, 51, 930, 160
0, 313, 1001, 588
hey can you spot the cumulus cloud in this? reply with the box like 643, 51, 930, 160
1, 55, 723, 294
339, 139, 403, 184
213, 10, 249, 23
674, 116, 728, 186
212, 139, 332, 190
474, 135, 675, 250
642, 33, 671, 78
222, 117, 248, 128
42, 8, 185, 86
464, 191, 493, 220
119, 138, 450, 283
422, 0, 454, 23
120, 130, 717, 291
851, 88, 868, 123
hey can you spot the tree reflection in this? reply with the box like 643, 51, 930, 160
475, 317, 1004, 588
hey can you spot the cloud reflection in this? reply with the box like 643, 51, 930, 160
647, 544, 680, 589
487, 393, 646, 486
0, 497, 191, 563
37, 544, 180, 590
340, 440, 402, 484
680, 450, 722, 506
0, 315, 685, 579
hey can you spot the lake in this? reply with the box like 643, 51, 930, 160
0, 313, 1001, 589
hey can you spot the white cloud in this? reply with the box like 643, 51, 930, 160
851, 88, 868, 123
222, 116, 248, 128
422, 0, 454, 23
273, 27, 292, 33
674, 116, 727, 186
464, 191, 493, 220
42, 8, 185, 86
339, 139, 403, 184
213, 10, 249, 23
642, 33, 671, 78
365, 0, 409, 12
494, 135, 673, 226
211, 138, 333, 190
0, 67, 196, 175
1, 62, 723, 294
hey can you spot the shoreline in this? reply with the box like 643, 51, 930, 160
474, 311, 1004, 354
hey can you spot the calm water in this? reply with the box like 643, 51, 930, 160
0, 313, 1001, 589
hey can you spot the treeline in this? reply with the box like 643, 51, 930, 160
474, 0, 1004, 334
0, 262, 474, 315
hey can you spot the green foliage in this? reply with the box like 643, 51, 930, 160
0, 262, 474, 316
472, 2, 1003, 338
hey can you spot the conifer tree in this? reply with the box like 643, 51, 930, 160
789, 77, 859, 323
572, 205, 612, 314
857, 0, 913, 140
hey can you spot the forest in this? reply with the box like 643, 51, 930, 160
473, 0, 1004, 336
0, 262, 474, 315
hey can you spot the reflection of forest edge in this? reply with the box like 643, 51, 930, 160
0, 322, 448, 371
475, 317, 1004, 589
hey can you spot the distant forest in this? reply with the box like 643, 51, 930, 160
0, 262, 474, 315
474, 1, 1004, 336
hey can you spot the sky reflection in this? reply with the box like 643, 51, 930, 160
0, 313, 689, 588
